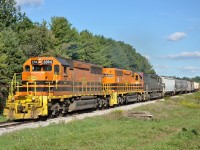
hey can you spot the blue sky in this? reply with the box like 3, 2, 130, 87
16, 0, 200, 78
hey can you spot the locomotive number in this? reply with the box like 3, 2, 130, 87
43, 60, 53, 65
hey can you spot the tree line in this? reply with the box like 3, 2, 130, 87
0, 0, 156, 111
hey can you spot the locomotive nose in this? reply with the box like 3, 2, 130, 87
27, 72, 47, 82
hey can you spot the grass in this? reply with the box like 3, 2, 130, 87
0, 92, 200, 150
0, 115, 6, 122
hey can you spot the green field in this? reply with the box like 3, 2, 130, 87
0, 92, 200, 150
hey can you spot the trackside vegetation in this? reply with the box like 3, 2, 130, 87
0, 115, 6, 122
0, 92, 200, 150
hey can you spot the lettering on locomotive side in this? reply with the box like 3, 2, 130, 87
31, 60, 53, 65
31, 60, 38, 65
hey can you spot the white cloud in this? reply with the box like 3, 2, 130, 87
177, 66, 200, 73
167, 32, 187, 41
16, 0, 44, 7
165, 51, 200, 59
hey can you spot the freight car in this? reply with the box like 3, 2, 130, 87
162, 78, 199, 95
175, 78, 183, 94
187, 80, 192, 93
194, 82, 199, 91
161, 76, 175, 96
191, 81, 195, 92
180, 80, 188, 93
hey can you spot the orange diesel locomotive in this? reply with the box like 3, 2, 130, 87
102, 68, 144, 104
4, 57, 144, 120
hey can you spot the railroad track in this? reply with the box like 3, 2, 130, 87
0, 121, 33, 129
0, 100, 159, 129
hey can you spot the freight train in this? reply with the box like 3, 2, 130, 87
3, 57, 199, 120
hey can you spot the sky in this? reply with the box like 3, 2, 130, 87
16, 0, 200, 78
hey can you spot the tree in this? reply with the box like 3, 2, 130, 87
0, 29, 26, 112
0, 0, 25, 30
191, 76, 200, 83
50, 17, 79, 58
16, 16, 34, 31
20, 22, 56, 57
50, 17, 79, 44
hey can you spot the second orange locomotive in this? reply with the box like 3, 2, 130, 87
4, 57, 153, 120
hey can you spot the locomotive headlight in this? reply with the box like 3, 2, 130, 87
38, 58, 42, 64
32, 97, 35, 102
11, 97, 15, 102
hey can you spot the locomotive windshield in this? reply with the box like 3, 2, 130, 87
32, 65, 42, 71
28, 59, 54, 72
32, 65, 52, 71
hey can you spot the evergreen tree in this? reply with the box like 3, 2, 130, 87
50, 17, 79, 58
0, 0, 25, 30
20, 22, 56, 57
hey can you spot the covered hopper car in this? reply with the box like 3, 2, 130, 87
161, 76, 175, 96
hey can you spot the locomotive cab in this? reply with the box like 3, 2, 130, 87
22, 57, 69, 82
23, 58, 54, 82
13, 57, 70, 97
4, 57, 71, 119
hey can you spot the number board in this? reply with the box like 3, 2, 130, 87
31, 60, 53, 65
31, 60, 38, 65
43, 60, 53, 65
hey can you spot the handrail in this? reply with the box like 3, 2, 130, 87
10, 73, 21, 96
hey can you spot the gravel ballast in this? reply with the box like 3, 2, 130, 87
0, 100, 158, 136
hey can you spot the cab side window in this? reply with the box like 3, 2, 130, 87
64, 66, 67, 76
25, 65, 30, 71
54, 65, 60, 74
64, 66, 67, 73
135, 75, 138, 81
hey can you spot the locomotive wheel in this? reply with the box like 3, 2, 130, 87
51, 106, 59, 117
146, 94, 150, 101
120, 96, 124, 105
122, 96, 126, 105
103, 99, 109, 109
98, 98, 104, 109
124, 96, 128, 104
117, 97, 123, 105
137, 95, 142, 102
